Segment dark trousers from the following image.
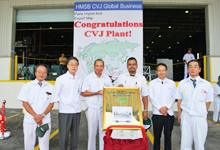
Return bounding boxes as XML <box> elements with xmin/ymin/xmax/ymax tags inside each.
<box><xmin>60</xmin><ymin>65</ymin><xmax>67</xmax><ymax>74</ymax></box>
<box><xmin>152</xmin><ymin>114</ymin><xmax>174</xmax><ymax>150</ymax></box>
<box><xmin>59</xmin><ymin>113</ymin><xmax>81</xmax><ymax>150</ymax></box>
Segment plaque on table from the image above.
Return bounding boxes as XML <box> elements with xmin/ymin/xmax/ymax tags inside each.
<box><xmin>102</xmin><ymin>87</ymin><xmax>143</xmax><ymax>130</ymax></box>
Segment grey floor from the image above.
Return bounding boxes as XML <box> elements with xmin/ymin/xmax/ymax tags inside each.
<box><xmin>0</xmin><ymin>110</ymin><xmax>220</xmax><ymax>150</ymax></box>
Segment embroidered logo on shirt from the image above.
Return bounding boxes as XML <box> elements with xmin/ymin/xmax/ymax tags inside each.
<box><xmin>201</xmin><ymin>89</ymin><xmax>207</xmax><ymax>94</ymax></box>
<box><xmin>201</xmin><ymin>89</ymin><xmax>207</xmax><ymax>99</ymax></box>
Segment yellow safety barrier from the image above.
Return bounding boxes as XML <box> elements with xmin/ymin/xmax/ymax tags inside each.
<box><xmin>203</xmin><ymin>55</ymin><xmax>207</xmax><ymax>80</ymax></box>
<box><xmin>14</xmin><ymin>55</ymin><xmax>18</xmax><ymax>80</ymax></box>
<box><xmin>17</xmin><ymin>56</ymin><xmax>59</xmax><ymax>61</ymax></box>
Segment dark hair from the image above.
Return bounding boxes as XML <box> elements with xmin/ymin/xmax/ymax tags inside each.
<box><xmin>187</xmin><ymin>60</ymin><xmax>201</xmax><ymax>68</ymax></box>
<box><xmin>35</xmin><ymin>64</ymin><xmax>48</xmax><ymax>73</ymax></box>
<box><xmin>67</xmin><ymin>56</ymin><xmax>79</xmax><ymax>65</ymax></box>
<box><xmin>156</xmin><ymin>63</ymin><xmax>167</xmax><ymax>70</ymax></box>
<box><xmin>94</xmin><ymin>59</ymin><xmax>104</xmax><ymax>66</ymax></box>
<box><xmin>127</xmin><ymin>57</ymin><xmax>137</xmax><ymax>64</ymax></box>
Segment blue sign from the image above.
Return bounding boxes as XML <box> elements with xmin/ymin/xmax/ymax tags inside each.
<box><xmin>75</xmin><ymin>1</ymin><xmax>143</xmax><ymax>11</ymax></box>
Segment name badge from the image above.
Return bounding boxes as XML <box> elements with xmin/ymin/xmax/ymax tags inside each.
<box><xmin>78</xmin><ymin>84</ymin><xmax>81</xmax><ymax>94</ymax></box>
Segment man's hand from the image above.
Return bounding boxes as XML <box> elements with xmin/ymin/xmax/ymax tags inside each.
<box><xmin>178</xmin><ymin>113</ymin><xmax>181</xmax><ymax>123</ymax></box>
<box><xmin>142</xmin><ymin>111</ymin><xmax>148</xmax><ymax>120</ymax></box>
<box><xmin>159</xmin><ymin>107</ymin><xmax>168</xmax><ymax>116</ymax></box>
<box><xmin>38</xmin><ymin>120</ymin><xmax>43</xmax><ymax>126</ymax></box>
<box><xmin>34</xmin><ymin>114</ymin><xmax>44</xmax><ymax>124</ymax></box>
<box><xmin>95</xmin><ymin>90</ymin><xmax>103</xmax><ymax>95</ymax></box>
<box><xmin>118</xmin><ymin>84</ymin><xmax>124</xmax><ymax>87</ymax></box>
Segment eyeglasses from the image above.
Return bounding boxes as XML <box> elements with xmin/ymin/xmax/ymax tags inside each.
<box><xmin>128</xmin><ymin>63</ymin><xmax>137</xmax><ymax>66</ymax></box>
<box><xmin>188</xmin><ymin>65</ymin><xmax>199</xmax><ymax>68</ymax></box>
<box><xmin>68</xmin><ymin>64</ymin><xmax>78</xmax><ymax>67</ymax></box>
<box><xmin>36</xmin><ymin>71</ymin><xmax>47</xmax><ymax>74</ymax></box>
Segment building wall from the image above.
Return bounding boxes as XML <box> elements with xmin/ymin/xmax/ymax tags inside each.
<box><xmin>0</xmin><ymin>0</ymin><xmax>219</xmax><ymax>109</ymax></box>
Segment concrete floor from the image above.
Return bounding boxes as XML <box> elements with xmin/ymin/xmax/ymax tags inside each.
<box><xmin>0</xmin><ymin>110</ymin><xmax>220</xmax><ymax>150</ymax></box>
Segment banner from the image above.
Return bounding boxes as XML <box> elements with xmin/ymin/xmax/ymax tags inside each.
<box><xmin>74</xmin><ymin>1</ymin><xmax>143</xmax><ymax>83</ymax></box>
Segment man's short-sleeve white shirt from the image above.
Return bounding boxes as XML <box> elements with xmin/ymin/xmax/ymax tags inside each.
<box><xmin>175</xmin><ymin>76</ymin><xmax>213</xmax><ymax>116</ymax></box>
<box><xmin>17</xmin><ymin>79</ymin><xmax>56</xmax><ymax>124</ymax></box>
<box><xmin>183</xmin><ymin>53</ymin><xmax>195</xmax><ymax>63</ymax></box>
<box><xmin>149</xmin><ymin>78</ymin><xmax>176</xmax><ymax>116</ymax></box>
<box><xmin>82</xmin><ymin>72</ymin><xmax>112</xmax><ymax>109</ymax></box>
<box><xmin>54</xmin><ymin>71</ymin><xmax>82</xmax><ymax>113</ymax></box>
<box><xmin>116</xmin><ymin>73</ymin><xmax>149</xmax><ymax>99</ymax></box>
<box><xmin>214</xmin><ymin>84</ymin><xmax>220</xmax><ymax>103</ymax></box>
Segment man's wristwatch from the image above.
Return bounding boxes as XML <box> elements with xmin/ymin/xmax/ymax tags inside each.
<box><xmin>43</xmin><ymin>113</ymin><xmax>46</xmax><ymax>118</ymax></box>
<box><xmin>143</xmin><ymin>110</ymin><xmax>148</xmax><ymax>112</ymax></box>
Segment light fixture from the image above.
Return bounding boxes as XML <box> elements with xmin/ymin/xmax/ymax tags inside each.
<box><xmin>49</xmin><ymin>27</ymin><xmax>53</xmax><ymax>29</ymax></box>
<box><xmin>185</xmin><ymin>10</ymin><xmax>189</xmax><ymax>14</ymax></box>
<box><xmin>146</xmin><ymin>46</ymin><xmax>149</xmax><ymax>49</ymax></box>
<box><xmin>159</xmin><ymin>35</ymin><xmax>161</xmax><ymax>37</ymax></box>
<box><xmin>168</xmin><ymin>25</ymin><xmax>172</xmax><ymax>29</ymax></box>
<box><xmin>168</xmin><ymin>46</ymin><xmax>171</xmax><ymax>49</ymax></box>
<box><xmin>152</xmin><ymin>41</ymin><xmax>154</xmax><ymax>44</ymax></box>
<box><xmin>149</xmin><ymin>50</ymin><xmax>151</xmax><ymax>52</ymax></box>
<box><xmin>61</xmin><ymin>36</ymin><xmax>64</xmax><ymax>38</ymax></box>
<box><xmin>177</xmin><ymin>60</ymin><xmax>179</xmax><ymax>62</ymax></box>
<box><xmin>177</xmin><ymin>42</ymin><xmax>179</xmax><ymax>44</ymax></box>
<box><xmin>162</xmin><ymin>50</ymin><xmax>164</xmax><ymax>52</ymax></box>
<box><xmin>189</xmin><ymin>35</ymin><xmax>192</xmax><ymax>38</ymax></box>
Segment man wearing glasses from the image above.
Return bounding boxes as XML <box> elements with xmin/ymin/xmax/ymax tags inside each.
<box><xmin>175</xmin><ymin>60</ymin><xmax>213</xmax><ymax>150</ymax></box>
<box><xmin>54</xmin><ymin>57</ymin><xmax>82</xmax><ymax>150</ymax></box>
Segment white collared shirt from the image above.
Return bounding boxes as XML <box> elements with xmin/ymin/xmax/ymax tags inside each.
<box><xmin>54</xmin><ymin>71</ymin><xmax>82</xmax><ymax>113</ymax></box>
<box><xmin>149</xmin><ymin>77</ymin><xmax>176</xmax><ymax>116</ymax></box>
<box><xmin>82</xmin><ymin>72</ymin><xmax>112</xmax><ymax>109</ymax></box>
<box><xmin>116</xmin><ymin>73</ymin><xmax>149</xmax><ymax>99</ymax></box>
<box><xmin>175</xmin><ymin>76</ymin><xmax>213</xmax><ymax>116</ymax></box>
<box><xmin>214</xmin><ymin>84</ymin><xmax>220</xmax><ymax>103</ymax></box>
<box><xmin>183</xmin><ymin>53</ymin><xmax>195</xmax><ymax>63</ymax></box>
<box><xmin>17</xmin><ymin>79</ymin><xmax>57</xmax><ymax>124</ymax></box>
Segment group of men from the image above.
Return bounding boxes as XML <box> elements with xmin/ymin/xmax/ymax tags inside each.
<box><xmin>17</xmin><ymin>56</ymin><xmax>213</xmax><ymax>150</ymax></box>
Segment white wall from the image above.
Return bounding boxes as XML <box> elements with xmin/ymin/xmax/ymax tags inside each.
<box><xmin>211</xmin><ymin>57</ymin><xmax>220</xmax><ymax>82</ymax></box>
<box><xmin>0</xmin><ymin>58</ymin><xmax>10</xmax><ymax>80</ymax></box>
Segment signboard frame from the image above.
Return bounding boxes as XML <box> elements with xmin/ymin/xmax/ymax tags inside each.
<box><xmin>102</xmin><ymin>87</ymin><xmax>143</xmax><ymax>130</ymax></box>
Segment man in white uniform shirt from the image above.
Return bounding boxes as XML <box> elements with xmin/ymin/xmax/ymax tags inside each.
<box><xmin>17</xmin><ymin>65</ymin><xmax>57</xmax><ymax>150</ymax></box>
<box><xmin>113</xmin><ymin>57</ymin><xmax>148</xmax><ymax>139</ymax></box>
<box><xmin>149</xmin><ymin>63</ymin><xmax>176</xmax><ymax>150</ymax></box>
<box><xmin>54</xmin><ymin>57</ymin><xmax>82</xmax><ymax>150</ymax></box>
<box><xmin>213</xmin><ymin>76</ymin><xmax>220</xmax><ymax>123</ymax></box>
<box><xmin>81</xmin><ymin>59</ymin><xmax>112</xmax><ymax>150</ymax></box>
<box><xmin>175</xmin><ymin>60</ymin><xmax>213</xmax><ymax>150</ymax></box>
<box><xmin>183</xmin><ymin>48</ymin><xmax>195</xmax><ymax>79</ymax></box>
